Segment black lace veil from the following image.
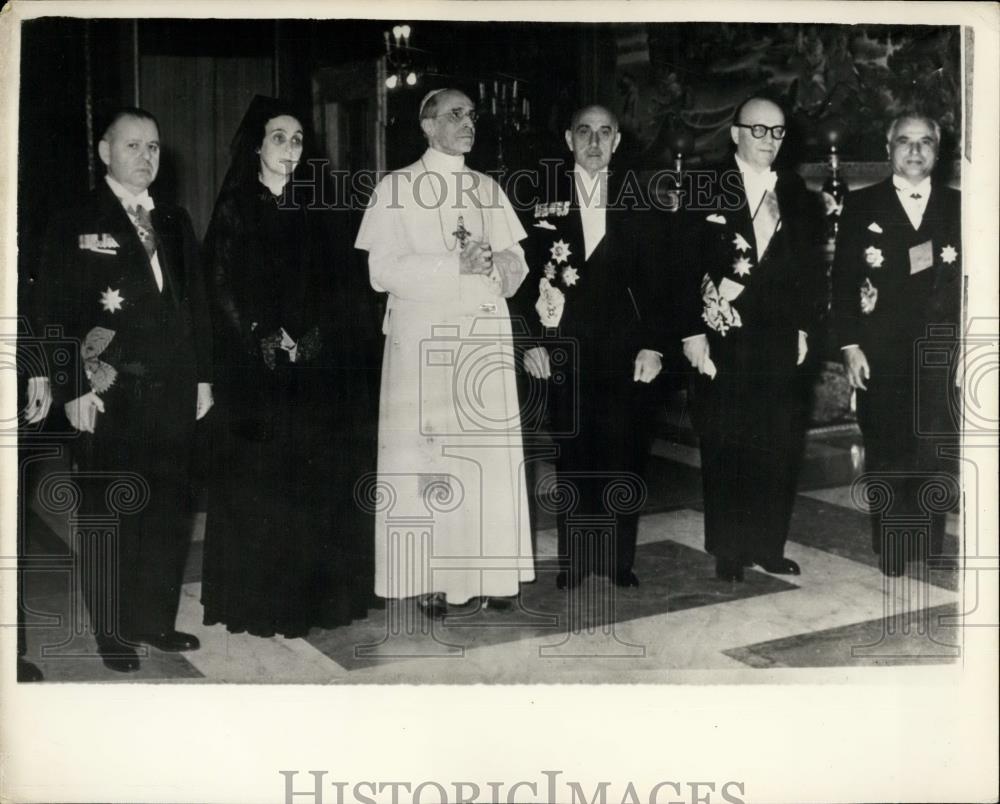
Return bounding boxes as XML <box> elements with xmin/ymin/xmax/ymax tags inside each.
<box><xmin>216</xmin><ymin>94</ymin><xmax>319</xmax><ymax>197</ymax></box>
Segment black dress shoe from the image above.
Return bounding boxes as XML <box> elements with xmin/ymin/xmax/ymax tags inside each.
<box><xmin>418</xmin><ymin>594</ymin><xmax>448</xmax><ymax>620</ymax></box>
<box><xmin>613</xmin><ymin>570</ymin><xmax>640</xmax><ymax>588</ymax></box>
<box><xmin>715</xmin><ymin>557</ymin><xmax>744</xmax><ymax>582</ymax></box>
<box><xmin>98</xmin><ymin>644</ymin><xmax>140</xmax><ymax>673</ymax></box>
<box><xmin>484</xmin><ymin>596</ymin><xmax>516</xmax><ymax>611</ymax></box>
<box><xmin>556</xmin><ymin>571</ymin><xmax>583</xmax><ymax>591</ymax></box>
<box><xmin>133</xmin><ymin>631</ymin><xmax>200</xmax><ymax>652</ymax></box>
<box><xmin>754</xmin><ymin>557</ymin><xmax>801</xmax><ymax>575</ymax></box>
<box><xmin>17</xmin><ymin>657</ymin><xmax>44</xmax><ymax>682</ymax></box>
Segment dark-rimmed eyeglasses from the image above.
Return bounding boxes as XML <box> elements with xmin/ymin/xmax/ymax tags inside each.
<box><xmin>734</xmin><ymin>123</ymin><xmax>786</xmax><ymax>140</ymax></box>
<box><xmin>435</xmin><ymin>108</ymin><xmax>478</xmax><ymax>125</ymax></box>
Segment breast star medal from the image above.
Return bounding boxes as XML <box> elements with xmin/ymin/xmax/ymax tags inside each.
<box><xmin>732</xmin><ymin>255</ymin><xmax>753</xmax><ymax>277</ymax></box>
<box><xmin>99</xmin><ymin>287</ymin><xmax>125</xmax><ymax>313</ymax></box>
<box><xmin>550</xmin><ymin>239</ymin><xmax>572</xmax><ymax>264</ymax></box>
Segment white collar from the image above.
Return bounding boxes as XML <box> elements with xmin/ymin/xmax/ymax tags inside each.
<box><xmin>573</xmin><ymin>163</ymin><xmax>608</xmax><ymax>187</ymax></box>
<box><xmin>105</xmin><ymin>174</ymin><xmax>155</xmax><ymax>211</ymax></box>
<box><xmin>734</xmin><ymin>154</ymin><xmax>777</xmax><ymax>193</ymax></box>
<box><xmin>421</xmin><ymin>147</ymin><xmax>466</xmax><ymax>173</ymax></box>
<box><xmin>573</xmin><ymin>164</ymin><xmax>608</xmax><ymax>207</ymax></box>
<box><xmin>892</xmin><ymin>175</ymin><xmax>932</xmax><ymax>198</ymax></box>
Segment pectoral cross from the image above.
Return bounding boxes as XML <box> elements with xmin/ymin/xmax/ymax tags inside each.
<box><xmin>453</xmin><ymin>216</ymin><xmax>471</xmax><ymax>248</ymax></box>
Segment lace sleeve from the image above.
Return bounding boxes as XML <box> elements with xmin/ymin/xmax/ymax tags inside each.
<box><xmin>204</xmin><ymin>193</ymin><xmax>251</xmax><ymax>346</ymax></box>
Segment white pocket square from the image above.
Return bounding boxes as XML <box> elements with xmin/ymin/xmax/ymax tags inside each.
<box><xmin>706</xmin><ymin>214</ymin><xmax>726</xmax><ymax>224</ymax></box>
<box><xmin>867</xmin><ymin>222</ymin><xmax>883</xmax><ymax>234</ymax></box>
<box><xmin>533</xmin><ymin>220</ymin><xmax>557</xmax><ymax>230</ymax></box>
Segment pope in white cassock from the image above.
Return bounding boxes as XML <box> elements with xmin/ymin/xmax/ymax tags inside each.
<box><xmin>355</xmin><ymin>88</ymin><xmax>535</xmax><ymax>617</ymax></box>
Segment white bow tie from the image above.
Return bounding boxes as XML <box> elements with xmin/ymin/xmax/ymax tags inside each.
<box><xmin>127</xmin><ymin>193</ymin><xmax>155</xmax><ymax>212</ymax></box>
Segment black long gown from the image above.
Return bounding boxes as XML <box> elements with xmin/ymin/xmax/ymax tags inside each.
<box><xmin>200</xmin><ymin>180</ymin><xmax>378</xmax><ymax>637</ymax></box>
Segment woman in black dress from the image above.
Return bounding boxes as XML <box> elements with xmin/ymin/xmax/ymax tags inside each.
<box><xmin>201</xmin><ymin>95</ymin><xmax>377</xmax><ymax>638</ymax></box>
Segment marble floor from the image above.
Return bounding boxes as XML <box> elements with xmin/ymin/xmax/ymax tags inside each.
<box><xmin>16</xmin><ymin>418</ymin><xmax>964</xmax><ymax>684</ymax></box>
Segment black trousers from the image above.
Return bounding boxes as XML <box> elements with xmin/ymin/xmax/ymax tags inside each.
<box><xmin>699</xmin><ymin>431</ymin><xmax>798</xmax><ymax>562</ymax></box>
<box><xmin>857</xmin><ymin>374</ymin><xmax>957</xmax><ymax>559</ymax></box>
<box><xmin>74</xmin><ymin>383</ymin><xmax>195</xmax><ymax>644</ymax></box>
<box><xmin>693</xmin><ymin>359</ymin><xmax>807</xmax><ymax>564</ymax></box>
<box><xmin>548</xmin><ymin>374</ymin><xmax>656</xmax><ymax>580</ymax></box>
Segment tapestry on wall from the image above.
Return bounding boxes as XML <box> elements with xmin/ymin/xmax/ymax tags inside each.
<box><xmin>615</xmin><ymin>23</ymin><xmax>962</xmax><ymax>166</ymax></box>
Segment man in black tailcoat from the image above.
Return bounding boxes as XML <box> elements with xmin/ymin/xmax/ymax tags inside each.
<box><xmin>516</xmin><ymin>104</ymin><xmax>670</xmax><ymax>590</ymax></box>
<box><xmin>32</xmin><ymin>108</ymin><xmax>213</xmax><ymax>672</ymax></box>
<box><xmin>832</xmin><ymin>113</ymin><xmax>961</xmax><ymax>577</ymax></box>
<box><xmin>680</xmin><ymin>96</ymin><xmax>825</xmax><ymax>582</ymax></box>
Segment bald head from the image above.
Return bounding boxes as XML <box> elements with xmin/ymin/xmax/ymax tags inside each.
<box><xmin>731</xmin><ymin>97</ymin><xmax>785</xmax><ymax>171</ymax></box>
<box><xmin>569</xmin><ymin>104</ymin><xmax>619</xmax><ymax>131</ymax></box>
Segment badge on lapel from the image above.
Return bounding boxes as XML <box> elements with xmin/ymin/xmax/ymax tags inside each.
<box><xmin>534</xmin><ymin>201</ymin><xmax>570</xmax><ymax>218</ymax></box>
<box><xmin>864</xmin><ymin>246</ymin><xmax>884</xmax><ymax>268</ymax></box>
<box><xmin>78</xmin><ymin>234</ymin><xmax>120</xmax><ymax>254</ymax></box>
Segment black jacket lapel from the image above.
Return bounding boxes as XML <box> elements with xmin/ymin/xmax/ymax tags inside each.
<box><xmin>726</xmin><ymin>158</ymin><xmax>757</xmax><ymax>258</ymax></box>
<box><xmin>94</xmin><ymin>185</ymin><xmax>162</xmax><ymax>304</ymax></box>
<box><xmin>880</xmin><ymin>178</ymin><xmax>917</xmax><ymax>233</ymax></box>
<box><xmin>95</xmin><ymin>184</ymin><xmax>145</xmax><ymax>264</ymax></box>
<box><xmin>150</xmin><ymin>206</ymin><xmax>182</xmax><ymax>306</ymax></box>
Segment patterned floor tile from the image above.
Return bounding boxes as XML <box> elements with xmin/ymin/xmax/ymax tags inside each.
<box><xmin>304</xmin><ymin>540</ymin><xmax>797</xmax><ymax>674</ymax></box>
<box><xmin>723</xmin><ymin>602</ymin><xmax>961</xmax><ymax>667</ymax></box>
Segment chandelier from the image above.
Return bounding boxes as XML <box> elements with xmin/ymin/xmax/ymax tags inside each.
<box><xmin>383</xmin><ymin>24</ymin><xmax>432</xmax><ymax>89</ymax></box>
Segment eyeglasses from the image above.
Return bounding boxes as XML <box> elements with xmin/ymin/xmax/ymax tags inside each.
<box><xmin>435</xmin><ymin>108</ymin><xmax>478</xmax><ymax>125</ymax></box>
<box><xmin>734</xmin><ymin>123</ymin><xmax>786</xmax><ymax>140</ymax></box>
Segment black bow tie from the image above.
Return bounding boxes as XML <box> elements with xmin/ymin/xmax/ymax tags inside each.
<box><xmin>910</xmin><ymin>193</ymin><xmax>923</xmax><ymax>200</ymax></box>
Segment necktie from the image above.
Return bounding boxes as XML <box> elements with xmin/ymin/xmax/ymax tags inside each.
<box><xmin>901</xmin><ymin>191</ymin><xmax>924</xmax><ymax>229</ymax></box>
<box><xmin>126</xmin><ymin>205</ymin><xmax>164</xmax><ymax>291</ymax></box>
<box><xmin>752</xmin><ymin>189</ymin><xmax>780</xmax><ymax>259</ymax></box>
<box><xmin>127</xmin><ymin>204</ymin><xmax>158</xmax><ymax>260</ymax></box>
